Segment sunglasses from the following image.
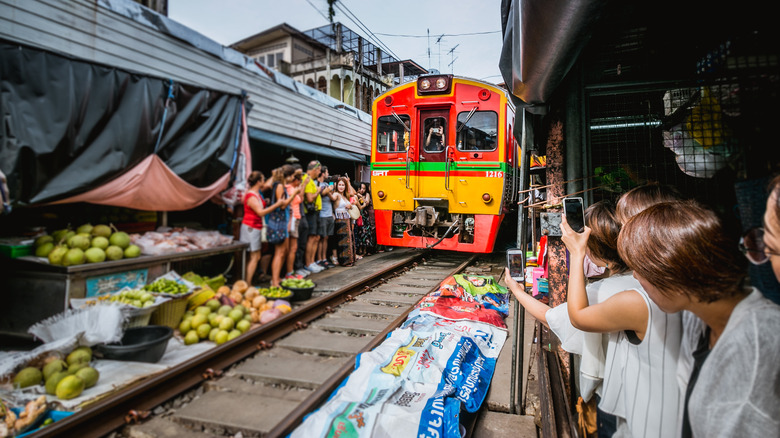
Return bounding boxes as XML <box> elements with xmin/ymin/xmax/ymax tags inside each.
<box><xmin>739</xmin><ymin>227</ymin><xmax>780</xmax><ymax>265</ymax></box>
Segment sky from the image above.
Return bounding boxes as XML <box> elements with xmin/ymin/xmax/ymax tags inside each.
<box><xmin>168</xmin><ymin>0</ymin><xmax>505</xmax><ymax>84</ymax></box>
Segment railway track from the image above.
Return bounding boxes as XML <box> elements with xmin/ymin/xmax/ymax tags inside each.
<box><xmin>35</xmin><ymin>249</ymin><xmax>480</xmax><ymax>438</ymax></box>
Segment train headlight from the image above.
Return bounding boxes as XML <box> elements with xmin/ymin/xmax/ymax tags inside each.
<box><xmin>482</xmin><ymin>193</ymin><xmax>492</xmax><ymax>203</ymax></box>
<box><xmin>417</xmin><ymin>75</ymin><xmax>452</xmax><ymax>95</ymax></box>
<box><xmin>377</xmin><ymin>190</ymin><xmax>386</xmax><ymax>200</ymax></box>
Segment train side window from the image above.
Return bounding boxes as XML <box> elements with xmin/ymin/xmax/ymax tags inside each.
<box><xmin>376</xmin><ymin>115</ymin><xmax>410</xmax><ymax>153</ymax></box>
<box><xmin>456</xmin><ymin>111</ymin><xmax>498</xmax><ymax>151</ymax></box>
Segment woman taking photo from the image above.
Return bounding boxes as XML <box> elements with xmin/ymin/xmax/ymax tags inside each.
<box><xmin>267</xmin><ymin>165</ymin><xmax>301</xmax><ymax>287</ymax></box>
<box><xmin>332</xmin><ymin>176</ymin><xmax>357</xmax><ymax>267</ymax></box>
<box><xmin>240</xmin><ymin>171</ymin><xmax>283</xmax><ymax>285</ymax></box>
<box><xmin>620</xmin><ymin>200</ymin><xmax>780</xmax><ymax>437</ymax></box>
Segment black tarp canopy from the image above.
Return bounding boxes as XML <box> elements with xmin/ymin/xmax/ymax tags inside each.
<box><xmin>0</xmin><ymin>41</ymin><xmax>244</xmax><ymax>210</ymax></box>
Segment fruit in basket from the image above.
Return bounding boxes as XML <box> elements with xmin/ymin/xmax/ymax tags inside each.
<box><xmin>75</xmin><ymin>366</ymin><xmax>99</xmax><ymax>389</ymax></box>
<box><xmin>195</xmin><ymin>306</ymin><xmax>211</xmax><ymax>316</ymax></box>
<box><xmin>85</xmin><ymin>247</ymin><xmax>106</xmax><ymax>263</ymax></box>
<box><xmin>217</xmin><ymin>305</ymin><xmax>232</xmax><ymax>316</ymax></box>
<box><xmin>227</xmin><ymin>329</ymin><xmax>241</xmax><ymax>341</ymax></box>
<box><xmin>48</xmin><ymin>245</ymin><xmax>68</xmax><ymax>265</ymax></box>
<box><xmin>45</xmin><ymin>371</ymin><xmax>69</xmax><ymax>395</ymax></box>
<box><xmin>228</xmin><ymin>308</ymin><xmax>243</xmax><ymax>323</ymax></box>
<box><xmin>35</xmin><ymin>242</ymin><xmax>54</xmax><ymax>258</ymax></box>
<box><xmin>143</xmin><ymin>278</ymin><xmax>189</xmax><ymax>294</ymax></box>
<box><xmin>105</xmin><ymin>245</ymin><xmax>124</xmax><ymax>261</ymax></box>
<box><xmin>184</xmin><ymin>330</ymin><xmax>199</xmax><ymax>345</ymax></box>
<box><xmin>232</xmin><ymin>280</ymin><xmax>249</xmax><ymax>294</ymax></box>
<box><xmin>63</xmin><ymin>248</ymin><xmax>85</xmax><ymax>266</ymax></box>
<box><xmin>209</xmin><ymin>327</ymin><xmax>220</xmax><ymax>341</ymax></box>
<box><xmin>55</xmin><ymin>375</ymin><xmax>84</xmax><ymax>400</ymax></box>
<box><xmin>66</xmin><ymin>346</ymin><xmax>92</xmax><ymax>366</ymax></box>
<box><xmin>210</xmin><ymin>314</ymin><xmax>223</xmax><ymax>328</ymax></box>
<box><xmin>67</xmin><ymin>362</ymin><xmax>88</xmax><ymax>374</ymax></box>
<box><xmin>91</xmin><ymin>236</ymin><xmax>109</xmax><ymax>250</ymax></box>
<box><xmin>109</xmin><ymin>230</ymin><xmax>131</xmax><ymax>249</ymax></box>
<box><xmin>280</xmin><ymin>278</ymin><xmax>315</xmax><ymax>289</ymax></box>
<box><xmin>42</xmin><ymin>359</ymin><xmax>68</xmax><ymax>381</ymax></box>
<box><xmin>260</xmin><ymin>308</ymin><xmax>282</xmax><ymax>324</ymax></box>
<box><xmin>12</xmin><ymin>367</ymin><xmax>42</xmax><ymax>389</ymax></box>
<box><xmin>76</xmin><ymin>223</ymin><xmax>93</xmax><ymax>235</ymax></box>
<box><xmin>196</xmin><ymin>323</ymin><xmax>211</xmax><ymax>339</ymax></box>
<box><xmin>110</xmin><ymin>290</ymin><xmax>155</xmax><ymax>307</ymax></box>
<box><xmin>124</xmin><ymin>244</ymin><xmax>141</xmax><ymax>258</ymax></box>
<box><xmin>91</xmin><ymin>224</ymin><xmax>112</xmax><ymax>238</ymax></box>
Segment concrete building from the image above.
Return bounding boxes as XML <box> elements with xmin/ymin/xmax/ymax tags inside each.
<box><xmin>231</xmin><ymin>22</ymin><xmax>427</xmax><ymax>114</ymax></box>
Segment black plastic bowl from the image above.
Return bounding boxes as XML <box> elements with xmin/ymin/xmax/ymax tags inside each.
<box><xmin>286</xmin><ymin>284</ymin><xmax>315</xmax><ymax>301</ymax></box>
<box><xmin>95</xmin><ymin>325</ymin><xmax>173</xmax><ymax>363</ymax></box>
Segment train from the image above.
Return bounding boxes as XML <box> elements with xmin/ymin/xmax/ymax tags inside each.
<box><xmin>370</xmin><ymin>74</ymin><xmax>518</xmax><ymax>253</ymax></box>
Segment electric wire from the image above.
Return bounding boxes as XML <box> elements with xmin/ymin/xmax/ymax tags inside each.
<box><xmin>332</xmin><ymin>2</ymin><xmax>401</xmax><ymax>61</ymax></box>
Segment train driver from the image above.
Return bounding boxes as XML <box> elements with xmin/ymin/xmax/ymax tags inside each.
<box><xmin>425</xmin><ymin>118</ymin><xmax>445</xmax><ymax>151</ymax></box>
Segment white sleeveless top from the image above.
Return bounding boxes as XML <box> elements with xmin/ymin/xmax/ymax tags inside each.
<box><xmin>599</xmin><ymin>286</ymin><xmax>683</xmax><ymax>438</ymax></box>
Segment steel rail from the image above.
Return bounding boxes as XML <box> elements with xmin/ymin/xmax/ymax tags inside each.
<box><xmin>33</xmin><ymin>251</ymin><xmax>427</xmax><ymax>438</ymax></box>
<box><xmin>268</xmin><ymin>254</ymin><xmax>477</xmax><ymax>437</ymax></box>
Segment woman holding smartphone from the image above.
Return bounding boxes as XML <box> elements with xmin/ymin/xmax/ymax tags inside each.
<box><xmin>619</xmin><ymin>197</ymin><xmax>780</xmax><ymax>437</ymax></box>
<box><xmin>505</xmin><ymin>184</ymin><xmax>683</xmax><ymax>438</ymax></box>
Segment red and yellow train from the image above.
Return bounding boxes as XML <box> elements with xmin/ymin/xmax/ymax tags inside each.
<box><xmin>370</xmin><ymin>75</ymin><xmax>518</xmax><ymax>253</ymax></box>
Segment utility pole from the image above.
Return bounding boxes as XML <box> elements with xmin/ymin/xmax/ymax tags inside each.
<box><xmin>447</xmin><ymin>44</ymin><xmax>459</xmax><ymax>74</ymax></box>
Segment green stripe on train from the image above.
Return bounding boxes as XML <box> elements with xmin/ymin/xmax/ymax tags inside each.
<box><xmin>371</xmin><ymin>162</ymin><xmax>509</xmax><ymax>171</ymax></box>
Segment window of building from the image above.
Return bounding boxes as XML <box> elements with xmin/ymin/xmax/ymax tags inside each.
<box><xmin>257</xmin><ymin>55</ymin><xmax>265</xmax><ymax>65</ymax></box>
<box><xmin>266</xmin><ymin>53</ymin><xmax>275</xmax><ymax>68</ymax></box>
<box><xmin>456</xmin><ymin>111</ymin><xmax>498</xmax><ymax>151</ymax></box>
<box><xmin>376</xmin><ymin>115</ymin><xmax>410</xmax><ymax>153</ymax></box>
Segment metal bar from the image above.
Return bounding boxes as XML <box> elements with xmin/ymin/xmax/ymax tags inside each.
<box><xmin>35</xmin><ymin>252</ymin><xmax>427</xmax><ymax>438</ymax></box>
<box><xmin>268</xmin><ymin>255</ymin><xmax>477</xmax><ymax>437</ymax></box>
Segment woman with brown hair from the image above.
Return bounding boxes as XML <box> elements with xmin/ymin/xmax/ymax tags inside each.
<box><xmin>620</xmin><ymin>200</ymin><xmax>780</xmax><ymax>437</ymax></box>
<box><xmin>240</xmin><ymin>171</ymin><xmax>283</xmax><ymax>285</ymax></box>
<box><xmin>332</xmin><ymin>176</ymin><xmax>357</xmax><ymax>267</ymax></box>
<box><xmin>506</xmin><ymin>198</ymin><xmax>682</xmax><ymax>438</ymax></box>
<box><xmin>267</xmin><ymin>165</ymin><xmax>302</xmax><ymax>287</ymax></box>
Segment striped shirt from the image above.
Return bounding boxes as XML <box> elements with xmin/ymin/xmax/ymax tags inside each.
<box><xmin>600</xmin><ymin>286</ymin><xmax>683</xmax><ymax>438</ymax></box>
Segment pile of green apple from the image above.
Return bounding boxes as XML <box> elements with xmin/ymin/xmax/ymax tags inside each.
<box><xmin>179</xmin><ymin>299</ymin><xmax>252</xmax><ymax>345</ymax></box>
<box><xmin>110</xmin><ymin>289</ymin><xmax>156</xmax><ymax>308</ymax></box>
<box><xmin>34</xmin><ymin>223</ymin><xmax>140</xmax><ymax>266</ymax></box>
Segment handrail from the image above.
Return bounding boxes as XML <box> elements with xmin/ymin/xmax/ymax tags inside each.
<box><xmin>405</xmin><ymin>147</ymin><xmax>411</xmax><ymax>189</ymax></box>
<box><xmin>444</xmin><ymin>145</ymin><xmax>453</xmax><ymax>191</ymax></box>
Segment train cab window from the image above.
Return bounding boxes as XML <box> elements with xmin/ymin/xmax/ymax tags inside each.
<box><xmin>456</xmin><ymin>111</ymin><xmax>498</xmax><ymax>151</ymax></box>
<box><xmin>423</xmin><ymin>117</ymin><xmax>446</xmax><ymax>152</ymax></box>
<box><xmin>376</xmin><ymin>115</ymin><xmax>410</xmax><ymax>153</ymax></box>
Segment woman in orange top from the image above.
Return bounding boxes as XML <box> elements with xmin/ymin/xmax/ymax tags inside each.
<box><xmin>285</xmin><ymin>171</ymin><xmax>304</xmax><ymax>279</ymax></box>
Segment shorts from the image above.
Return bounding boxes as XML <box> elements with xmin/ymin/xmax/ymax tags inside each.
<box><xmin>318</xmin><ymin>215</ymin><xmax>335</xmax><ymax>236</ymax></box>
<box><xmin>239</xmin><ymin>223</ymin><xmax>264</xmax><ymax>252</ymax></box>
<box><xmin>288</xmin><ymin>216</ymin><xmax>299</xmax><ymax>239</ymax></box>
<box><xmin>305</xmin><ymin>212</ymin><xmax>319</xmax><ymax>233</ymax></box>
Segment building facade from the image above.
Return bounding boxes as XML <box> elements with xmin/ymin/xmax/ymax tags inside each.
<box><xmin>231</xmin><ymin>23</ymin><xmax>427</xmax><ymax>114</ymax></box>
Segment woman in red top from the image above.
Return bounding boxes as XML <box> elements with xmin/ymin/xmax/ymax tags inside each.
<box><xmin>241</xmin><ymin>171</ymin><xmax>282</xmax><ymax>285</ymax></box>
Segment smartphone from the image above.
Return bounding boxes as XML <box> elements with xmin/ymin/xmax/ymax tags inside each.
<box><xmin>563</xmin><ymin>197</ymin><xmax>585</xmax><ymax>233</ymax></box>
<box><xmin>506</xmin><ymin>248</ymin><xmax>525</xmax><ymax>282</ymax></box>
<box><xmin>329</xmin><ymin>182</ymin><xmax>334</xmax><ymax>186</ymax></box>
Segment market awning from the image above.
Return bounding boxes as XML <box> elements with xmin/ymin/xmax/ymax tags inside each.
<box><xmin>249</xmin><ymin>128</ymin><xmax>367</xmax><ymax>163</ymax></box>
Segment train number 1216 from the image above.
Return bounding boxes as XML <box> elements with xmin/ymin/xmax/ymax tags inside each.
<box><xmin>486</xmin><ymin>171</ymin><xmax>504</xmax><ymax>178</ymax></box>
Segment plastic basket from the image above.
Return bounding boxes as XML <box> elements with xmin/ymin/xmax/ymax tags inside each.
<box><xmin>122</xmin><ymin>305</ymin><xmax>157</xmax><ymax>329</ymax></box>
<box><xmin>149</xmin><ymin>293</ymin><xmax>192</xmax><ymax>329</ymax></box>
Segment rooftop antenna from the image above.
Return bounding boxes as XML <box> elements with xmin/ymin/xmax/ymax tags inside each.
<box><xmin>427</xmin><ymin>29</ymin><xmax>431</xmax><ymax>71</ymax></box>
<box><xmin>435</xmin><ymin>34</ymin><xmax>444</xmax><ymax>72</ymax></box>
<box><xmin>447</xmin><ymin>44</ymin><xmax>459</xmax><ymax>74</ymax></box>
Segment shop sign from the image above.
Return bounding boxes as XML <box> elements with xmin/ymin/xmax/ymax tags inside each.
<box><xmin>85</xmin><ymin>269</ymin><xmax>148</xmax><ymax>297</ymax></box>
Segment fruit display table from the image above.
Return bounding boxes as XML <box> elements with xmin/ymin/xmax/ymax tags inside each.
<box><xmin>0</xmin><ymin>242</ymin><xmax>248</xmax><ymax>337</ymax></box>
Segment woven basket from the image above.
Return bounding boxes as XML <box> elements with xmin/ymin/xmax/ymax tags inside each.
<box><xmin>149</xmin><ymin>293</ymin><xmax>192</xmax><ymax>329</ymax></box>
<box><xmin>122</xmin><ymin>305</ymin><xmax>156</xmax><ymax>329</ymax></box>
